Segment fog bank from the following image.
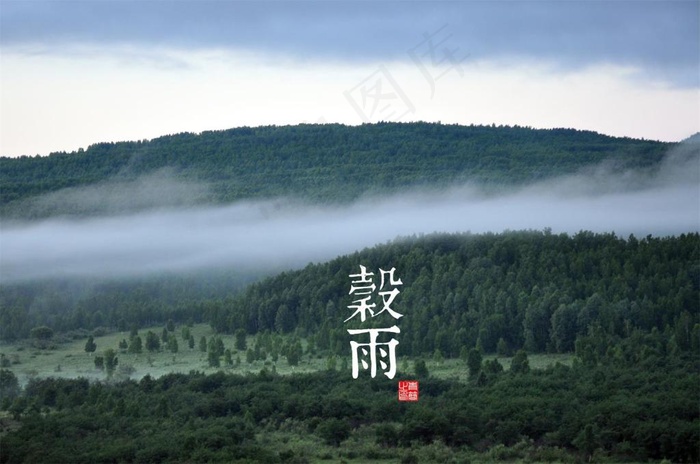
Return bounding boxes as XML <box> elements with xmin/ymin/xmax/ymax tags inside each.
<box><xmin>1</xmin><ymin>145</ymin><xmax>698</xmax><ymax>283</ymax></box>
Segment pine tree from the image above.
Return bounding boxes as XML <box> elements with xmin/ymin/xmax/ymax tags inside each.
<box><xmin>467</xmin><ymin>348</ymin><xmax>482</xmax><ymax>378</ymax></box>
<box><xmin>84</xmin><ymin>336</ymin><xmax>97</xmax><ymax>355</ymax></box>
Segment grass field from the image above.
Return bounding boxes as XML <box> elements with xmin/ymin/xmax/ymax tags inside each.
<box><xmin>0</xmin><ymin>324</ymin><xmax>573</xmax><ymax>387</ymax></box>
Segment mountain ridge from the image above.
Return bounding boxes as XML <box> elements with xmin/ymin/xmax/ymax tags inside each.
<box><xmin>0</xmin><ymin>122</ymin><xmax>671</xmax><ymax>219</ymax></box>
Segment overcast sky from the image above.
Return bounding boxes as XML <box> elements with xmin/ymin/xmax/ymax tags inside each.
<box><xmin>1</xmin><ymin>1</ymin><xmax>699</xmax><ymax>157</ymax></box>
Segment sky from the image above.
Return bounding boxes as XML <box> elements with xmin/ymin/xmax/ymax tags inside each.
<box><xmin>1</xmin><ymin>0</ymin><xmax>699</xmax><ymax>157</ymax></box>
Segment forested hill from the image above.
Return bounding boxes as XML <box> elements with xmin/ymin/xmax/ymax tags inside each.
<box><xmin>0</xmin><ymin>123</ymin><xmax>670</xmax><ymax>218</ymax></box>
<box><xmin>210</xmin><ymin>230</ymin><xmax>699</xmax><ymax>358</ymax></box>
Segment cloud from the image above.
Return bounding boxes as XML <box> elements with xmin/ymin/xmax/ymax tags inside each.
<box><xmin>5</xmin><ymin>168</ymin><xmax>211</xmax><ymax>219</ymax></box>
<box><xmin>1</xmin><ymin>144</ymin><xmax>697</xmax><ymax>283</ymax></box>
<box><xmin>2</xmin><ymin>1</ymin><xmax>697</xmax><ymax>87</ymax></box>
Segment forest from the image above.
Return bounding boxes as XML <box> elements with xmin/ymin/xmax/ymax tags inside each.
<box><xmin>1</xmin><ymin>230</ymin><xmax>698</xmax><ymax>462</ymax></box>
<box><xmin>0</xmin><ymin>123</ymin><xmax>698</xmax><ymax>462</ymax></box>
<box><xmin>1</xmin><ymin>337</ymin><xmax>697</xmax><ymax>463</ymax></box>
<box><xmin>3</xmin><ymin>230</ymin><xmax>698</xmax><ymax>360</ymax></box>
<box><xmin>0</xmin><ymin>122</ymin><xmax>671</xmax><ymax>218</ymax></box>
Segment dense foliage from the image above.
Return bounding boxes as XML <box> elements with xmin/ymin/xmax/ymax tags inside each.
<box><xmin>0</xmin><ymin>123</ymin><xmax>670</xmax><ymax>218</ymax></box>
<box><xmin>1</xmin><ymin>341</ymin><xmax>697</xmax><ymax>463</ymax></box>
<box><xmin>210</xmin><ymin>230</ymin><xmax>700</xmax><ymax>358</ymax></box>
<box><xmin>3</xmin><ymin>231</ymin><xmax>698</xmax><ymax>360</ymax></box>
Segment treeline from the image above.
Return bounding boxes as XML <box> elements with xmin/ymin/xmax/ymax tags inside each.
<box><xmin>1</xmin><ymin>341</ymin><xmax>698</xmax><ymax>463</ymax></box>
<box><xmin>0</xmin><ymin>122</ymin><xmax>670</xmax><ymax>218</ymax></box>
<box><xmin>210</xmin><ymin>230</ymin><xmax>700</xmax><ymax>358</ymax></box>
<box><xmin>2</xmin><ymin>230</ymin><xmax>698</xmax><ymax>357</ymax></box>
<box><xmin>0</xmin><ymin>270</ymin><xmax>257</xmax><ymax>342</ymax></box>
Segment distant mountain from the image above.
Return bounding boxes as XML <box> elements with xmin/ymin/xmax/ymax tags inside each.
<box><xmin>0</xmin><ymin>123</ymin><xmax>671</xmax><ymax>219</ymax></box>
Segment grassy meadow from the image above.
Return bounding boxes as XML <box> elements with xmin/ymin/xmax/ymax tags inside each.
<box><xmin>0</xmin><ymin>324</ymin><xmax>572</xmax><ymax>387</ymax></box>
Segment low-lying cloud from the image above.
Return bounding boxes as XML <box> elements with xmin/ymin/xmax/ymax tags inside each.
<box><xmin>1</xmin><ymin>145</ymin><xmax>698</xmax><ymax>283</ymax></box>
<box><xmin>8</xmin><ymin>168</ymin><xmax>211</xmax><ymax>218</ymax></box>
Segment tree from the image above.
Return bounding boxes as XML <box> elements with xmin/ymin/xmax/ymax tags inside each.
<box><xmin>467</xmin><ymin>348</ymin><xmax>482</xmax><ymax>378</ymax></box>
<box><xmin>30</xmin><ymin>326</ymin><xmax>53</xmax><ymax>340</ymax></box>
<box><xmin>510</xmin><ymin>349</ymin><xmax>530</xmax><ymax>374</ymax></box>
<box><xmin>573</xmin><ymin>424</ymin><xmax>599</xmax><ymax>460</ymax></box>
<box><xmin>128</xmin><ymin>335</ymin><xmax>143</xmax><ymax>354</ymax></box>
<box><xmin>94</xmin><ymin>356</ymin><xmax>104</xmax><ymax>370</ymax></box>
<box><xmin>286</xmin><ymin>341</ymin><xmax>302</xmax><ymax>367</ymax></box>
<box><xmin>145</xmin><ymin>331</ymin><xmax>160</xmax><ymax>352</ymax></box>
<box><xmin>199</xmin><ymin>336</ymin><xmax>207</xmax><ymax>353</ymax></box>
<box><xmin>484</xmin><ymin>358</ymin><xmax>504</xmax><ymax>374</ymax></box>
<box><xmin>167</xmin><ymin>335</ymin><xmax>178</xmax><ymax>353</ymax></box>
<box><xmin>207</xmin><ymin>350</ymin><xmax>220</xmax><ymax>368</ymax></box>
<box><xmin>118</xmin><ymin>339</ymin><xmax>128</xmax><ymax>351</ymax></box>
<box><xmin>0</xmin><ymin>369</ymin><xmax>20</xmax><ymax>401</ymax></box>
<box><xmin>84</xmin><ymin>336</ymin><xmax>97</xmax><ymax>355</ymax></box>
<box><xmin>496</xmin><ymin>337</ymin><xmax>509</xmax><ymax>357</ymax></box>
<box><xmin>235</xmin><ymin>329</ymin><xmax>247</xmax><ymax>351</ymax></box>
<box><xmin>166</xmin><ymin>319</ymin><xmax>175</xmax><ymax>332</ymax></box>
<box><xmin>246</xmin><ymin>348</ymin><xmax>255</xmax><ymax>364</ymax></box>
<box><xmin>181</xmin><ymin>326</ymin><xmax>190</xmax><ymax>341</ymax></box>
<box><xmin>274</xmin><ymin>305</ymin><xmax>295</xmax><ymax>333</ymax></box>
<box><xmin>161</xmin><ymin>327</ymin><xmax>169</xmax><ymax>344</ymax></box>
<box><xmin>326</xmin><ymin>355</ymin><xmax>337</xmax><ymax>371</ymax></box>
<box><xmin>188</xmin><ymin>334</ymin><xmax>195</xmax><ymax>350</ymax></box>
<box><xmin>316</xmin><ymin>418</ymin><xmax>351</xmax><ymax>447</ymax></box>
<box><xmin>551</xmin><ymin>303</ymin><xmax>579</xmax><ymax>353</ymax></box>
<box><xmin>414</xmin><ymin>359</ymin><xmax>429</xmax><ymax>379</ymax></box>
<box><xmin>104</xmin><ymin>349</ymin><xmax>118</xmax><ymax>377</ymax></box>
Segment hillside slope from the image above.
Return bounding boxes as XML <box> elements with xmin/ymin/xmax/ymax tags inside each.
<box><xmin>0</xmin><ymin>123</ymin><xmax>670</xmax><ymax>218</ymax></box>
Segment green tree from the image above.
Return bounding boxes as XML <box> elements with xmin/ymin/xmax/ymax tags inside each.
<box><xmin>286</xmin><ymin>341</ymin><xmax>302</xmax><ymax>367</ymax></box>
<box><xmin>235</xmin><ymin>329</ymin><xmax>247</xmax><ymax>351</ymax></box>
<box><xmin>326</xmin><ymin>355</ymin><xmax>337</xmax><ymax>371</ymax></box>
<box><xmin>166</xmin><ymin>319</ymin><xmax>175</xmax><ymax>332</ymax></box>
<box><xmin>0</xmin><ymin>369</ymin><xmax>20</xmax><ymax>401</ymax></box>
<box><xmin>145</xmin><ymin>331</ymin><xmax>160</xmax><ymax>352</ymax></box>
<box><xmin>128</xmin><ymin>335</ymin><xmax>143</xmax><ymax>354</ymax></box>
<box><xmin>188</xmin><ymin>334</ymin><xmax>195</xmax><ymax>350</ymax></box>
<box><xmin>573</xmin><ymin>424</ymin><xmax>599</xmax><ymax>460</ymax></box>
<box><xmin>274</xmin><ymin>304</ymin><xmax>295</xmax><ymax>333</ymax></box>
<box><xmin>414</xmin><ymin>359</ymin><xmax>429</xmax><ymax>378</ymax></box>
<box><xmin>551</xmin><ymin>303</ymin><xmax>579</xmax><ymax>353</ymax></box>
<box><xmin>496</xmin><ymin>337</ymin><xmax>509</xmax><ymax>356</ymax></box>
<box><xmin>207</xmin><ymin>350</ymin><xmax>220</xmax><ymax>368</ymax></box>
<box><xmin>104</xmin><ymin>349</ymin><xmax>118</xmax><ymax>377</ymax></box>
<box><xmin>467</xmin><ymin>348</ymin><xmax>483</xmax><ymax>378</ymax></box>
<box><xmin>316</xmin><ymin>418</ymin><xmax>351</xmax><ymax>447</ymax></box>
<box><xmin>94</xmin><ymin>356</ymin><xmax>104</xmax><ymax>370</ymax></box>
<box><xmin>84</xmin><ymin>336</ymin><xmax>97</xmax><ymax>355</ymax></box>
<box><xmin>30</xmin><ymin>326</ymin><xmax>53</xmax><ymax>340</ymax></box>
<box><xmin>199</xmin><ymin>336</ymin><xmax>207</xmax><ymax>353</ymax></box>
<box><xmin>167</xmin><ymin>335</ymin><xmax>178</xmax><ymax>353</ymax></box>
<box><xmin>510</xmin><ymin>349</ymin><xmax>530</xmax><ymax>374</ymax></box>
<box><xmin>118</xmin><ymin>339</ymin><xmax>128</xmax><ymax>351</ymax></box>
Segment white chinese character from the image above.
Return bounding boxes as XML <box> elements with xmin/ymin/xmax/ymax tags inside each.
<box><xmin>348</xmin><ymin>265</ymin><xmax>375</xmax><ymax>295</ymax></box>
<box><xmin>344</xmin><ymin>295</ymin><xmax>377</xmax><ymax>323</ymax></box>
<box><xmin>347</xmin><ymin>326</ymin><xmax>400</xmax><ymax>379</ymax></box>
<box><xmin>376</xmin><ymin>268</ymin><xmax>403</xmax><ymax>319</ymax></box>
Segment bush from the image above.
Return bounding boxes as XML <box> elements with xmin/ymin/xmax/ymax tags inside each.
<box><xmin>316</xmin><ymin>418</ymin><xmax>351</xmax><ymax>446</ymax></box>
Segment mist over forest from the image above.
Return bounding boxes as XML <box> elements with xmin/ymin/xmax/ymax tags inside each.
<box><xmin>1</xmin><ymin>124</ymin><xmax>699</xmax><ymax>463</ymax></box>
<box><xmin>1</xmin><ymin>124</ymin><xmax>697</xmax><ymax>284</ymax></box>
